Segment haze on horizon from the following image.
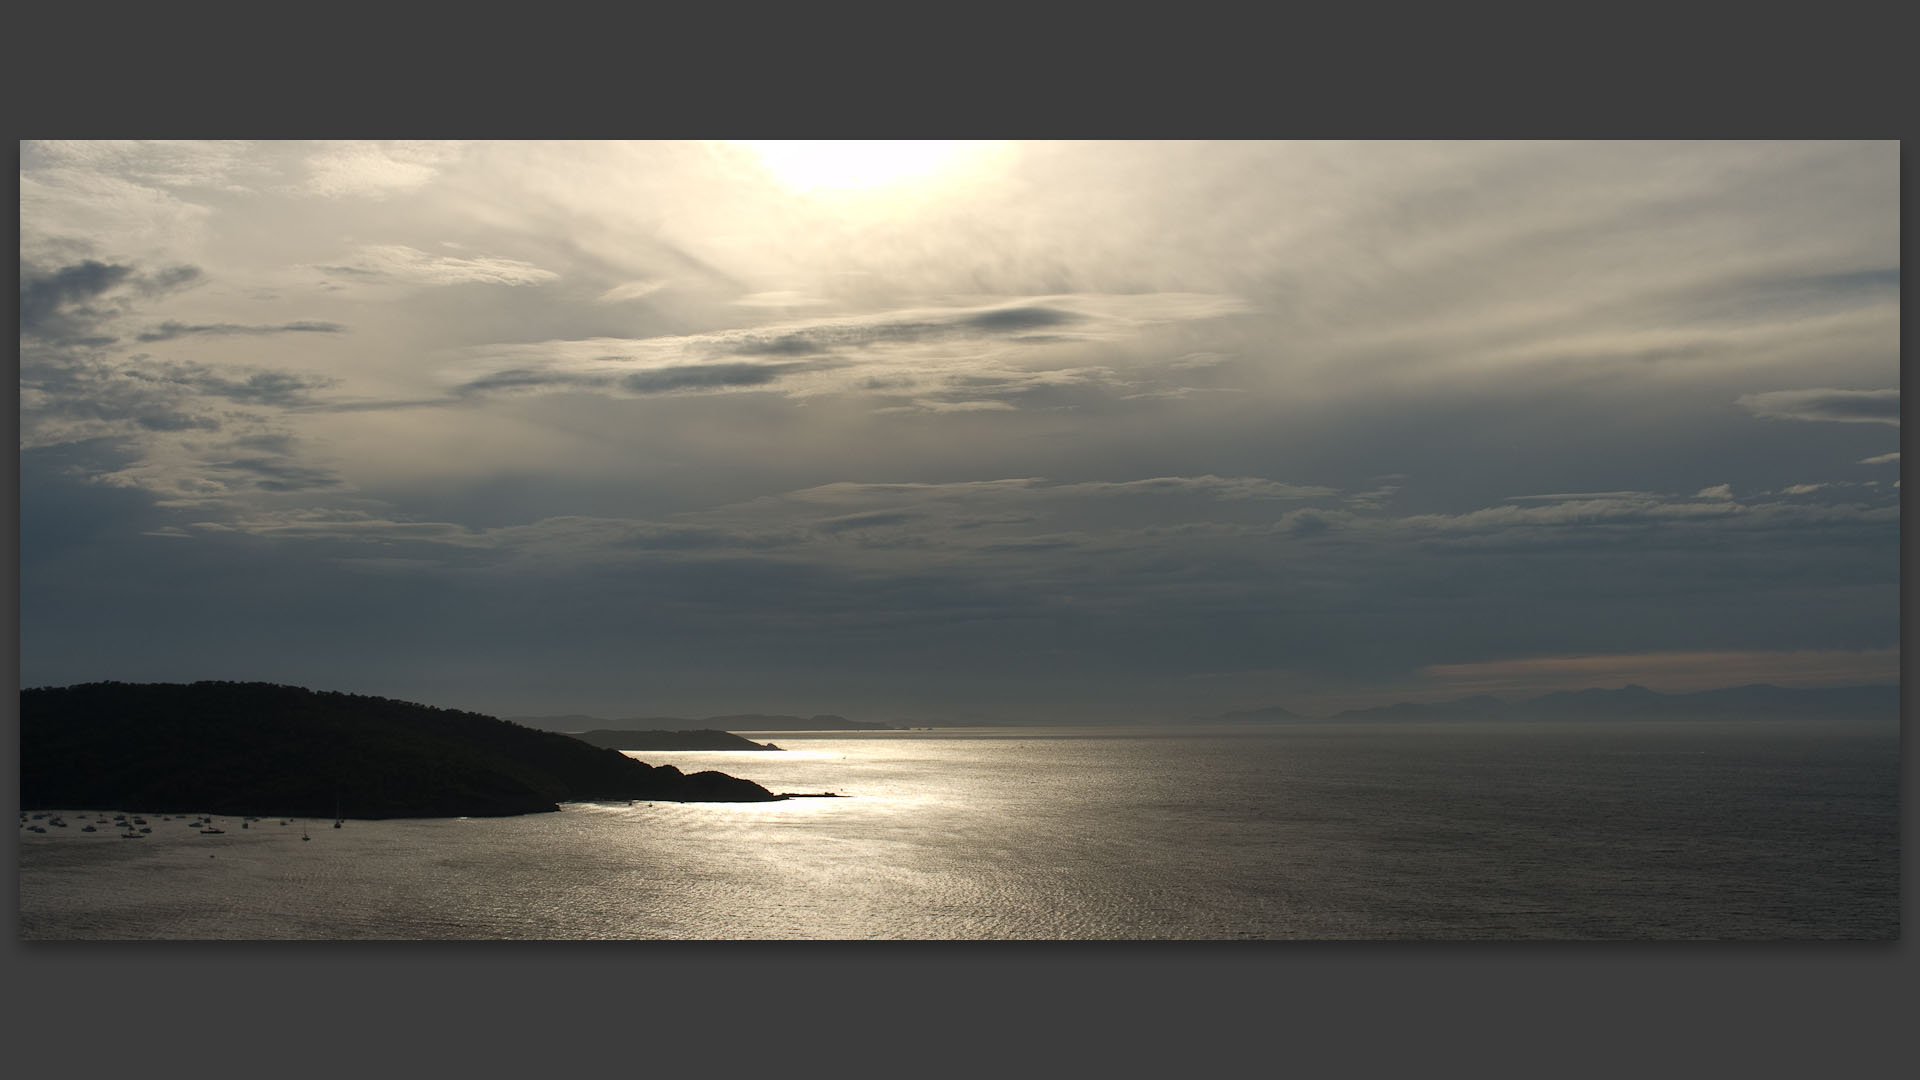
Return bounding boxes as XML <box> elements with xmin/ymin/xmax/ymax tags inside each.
<box><xmin>18</xmin><ymin>141</ymin><xmax>1900</xmax><ymax>723</ymax></box>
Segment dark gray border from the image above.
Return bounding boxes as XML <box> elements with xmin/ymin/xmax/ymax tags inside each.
<box><xmin>7</xmin><ymin>10</ymin><xmax>1911</xmax><ymax>1078</ymax></box>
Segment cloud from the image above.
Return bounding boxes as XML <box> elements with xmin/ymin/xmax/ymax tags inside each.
<box><xmin>597</xmin><ymin>280</ymin><xmax>669</xmax><ymax>303</ymax></box>
<box><xmin>18</xmin><ymin>254</ymin><xmax>345</xmax><ymax>500</ymax></box>
<box><xmin>141</xmin><ymin>265</ymin><xmax>206</xmax><ymax>293</ymax></box>
<box><xmin>21</xmin><ymin>356</ymin><xmax>223</xmax><ymax>445</ymax></box>
<box><xmin>194</xmin><ymin>472</ymin><xmax>1343</xmax><ymax>576</ymax></box>
<box><xmin>211</xmin><ymin>458</ymin><xmax>343</xmax><ymax>493</ymax></box>
<box><xmin>135</xmin><ymin>320</ymin><xmax>345</xmax><ymax>342</ymax></box>
<box><xmin>325</xmin><ymin>244</ymin><xmax>558</xmax><ymax>287</ymax></box>
<box><xmin>1051</xmin><ymin>476</ymin><xmax>1335</xmax><ymax>500</ymax></box>
<box><xmin>453</xmin><ymin>368</ymin><xmax>614</xmax><ymax>395</ymax></box>
<box><xmin>607</xmin><ymin>524</ymin><xmax>802</xmax><ymax>552</ymax></box>
<box><xmin>733</xmin><ymin>291</ymin><xmax>827</xmax><ymax>308</ymax></box>
<box><xmin>1345</xmin><ymin>478</ymin><xmax>1405</xmax><ymax>511</ymax></box>
<box><xmin>874</xmin><ymin>399</ymin><xmax>1019</xmax><ymax>414</ymax></box>
<box><xmin>450</xmin><ymin>360</ymin><xmax>835</xmax><ymax>399</ymax></box>
<box><xmin>980</xmin><ymin>537</ymin><xmax>1082</xmax><ymax>553</ymax></box>
<box><xmin>303</xmin><ymin>141</ymin><xmax>462</xmax><ymax>199</ymax></box>
<box><xmin>725</xmin><ymin>303</ymin><xmax>1084</xmax><ymax>357</ymax></box>
<box><xmin>958</xmin><ymin>306</ymin><xmax>1080</xmax><ymax>332</ymax></box>
<box><xmin>210</xmin><ymin>511</ymin><xmax>807</xmax><ymax>564</ymax></box>
<box><xmin>1859</xmin><ymin>452</ymin><xmax>1899</xmax><ymax>465</ymax></box>
<box><xmin>25</xmin><ymin>140</ymin><xmax>260</xmax><ymax>193</ymax></box>
<box><xmin>1279</xmin><ymin>508</ymin><xmax>1349</xmax><ymax>537</ymax></box>
<box><xmin>622</xmin><ymin>361</ymin><xmax>822</xmax><ymax>394</ymax></box>
<box><xmin>19</xmin><ymin>349</ymin><xmax>342</xmax><ymax>509</ymax></box>
<box><xmin>20</xmin><ymin>159</ymin><xmax>222</xmax><ymax>262</ymax></box>
<box><xmin>771</xmin><ymin>475</ymin><xmax>1331</xmax><ymax>509</ymax></box>
<box><xmin>1506</xmin><ymin>491</ymin><xmax>1657</xmax><ymax>502</ymax></box>
<box><xmin>19</xmin><ymin>260</ymin><xmax>133</xmax><ymax>336</ymax></box>
<box><xmin>1374</xmin><ymin>486</ymin><xmax>1897</xmax><ymax>557</ymax></box>
<box><xmin>1737</xmin><ymin>388</ymin><xmax>1899</xmax><ymax>425</ymax></box>
<box><xmin>443</xmin><ymin>293</ymin><xmax>1249</xmax><ymax>410</ymax></box>
<box><xmin>1388</xmin><ymin>490</ymin><xmax>1803</xmax><ymax>538</ymax></box>
<box><xmin>813</xmin><ymin>511</ymin><xmax>921</xmax><ymax>534</ymax></box>
<box><xmin>20</xmin><ymin>259</ymin><xmax>205</xmax><ymax>343</ymax></box>
<box><xmin>1168</xmin><ymin>351</ymin><xmax>1231</xmax><ymax>370</ymax></box>
<box><xmin>122</xmin><ymin>361</ymin><xmax>334</xmax><ymax>407</ymax></box>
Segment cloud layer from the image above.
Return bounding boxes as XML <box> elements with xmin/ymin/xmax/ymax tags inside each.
<box><xmin>1737</xmin><ymin>388</ymin><xmax>1900</xmax><ymax>425</ymax></box>
<box><xmin>18</xmin><ymin>141</ymin><xmax>1900</xmax><ymax>721</ymax></box>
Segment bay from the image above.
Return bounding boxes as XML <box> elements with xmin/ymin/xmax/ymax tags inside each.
<box><xmin>18</xmin><ymin>719</ymin><xmax>1900</xmax><ymax>940</ymax></box>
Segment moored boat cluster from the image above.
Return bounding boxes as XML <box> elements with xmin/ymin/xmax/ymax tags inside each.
<box><xmin>21</xmin><ymin>810</ymin><xmax>334</xmax><ymax>841</ymax></box>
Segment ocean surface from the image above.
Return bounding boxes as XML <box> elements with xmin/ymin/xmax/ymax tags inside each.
<box><xmin>17</xmin><ymin>719</ymin><xmax>1901</xmax><ymax>940</ymax></box>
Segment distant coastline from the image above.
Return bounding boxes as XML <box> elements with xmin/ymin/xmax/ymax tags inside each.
<box><xmin>569</xmin><ymin>730</ymin><xmax>783</xmax><ymax>751</ymax></box>
<box><xmin>1192</xmin><ymin>683</ymin><xmax>1900</xmax><ymax>724</ymax></box>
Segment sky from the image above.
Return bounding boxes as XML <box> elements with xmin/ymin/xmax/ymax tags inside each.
<box><xmin>17</xmin><ymin>140</ymin><xmax>1901</xmax><ymax>722</ymax></box>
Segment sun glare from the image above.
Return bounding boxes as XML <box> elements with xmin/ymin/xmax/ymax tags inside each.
<box><xmin>730</xmin><ymin>140</ymin><xmax>994</xmax><ymax>193</ymax></box>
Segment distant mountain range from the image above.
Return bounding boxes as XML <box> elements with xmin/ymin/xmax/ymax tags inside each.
<box><xmin>506</xmin><ymin>713</ymin><xmax>894</xmax><ymax>733</ymax></box>
<box><xmin>1196</xmin><ymin>683</ymin><xmax>1900</xmax><ymax>724</ymax></box>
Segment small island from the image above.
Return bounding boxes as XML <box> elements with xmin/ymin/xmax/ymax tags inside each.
<box><xmin>570</xmin><ymin>729</ymin><xmax>782</xmax><ymax>751</ymax></box>
<box><xmin>21</xmin><ymin>681</ymin><xmax>788</xmax><ymax>818</ymax></box>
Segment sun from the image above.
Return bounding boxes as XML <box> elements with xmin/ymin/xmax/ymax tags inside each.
<box><xmin>729</xmin><ymin>140</ymin><xmax>1000</xmax><ymax>193</ymax></box>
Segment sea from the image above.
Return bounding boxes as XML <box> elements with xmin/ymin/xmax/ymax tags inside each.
<box><xmin>16</xmin><ymin>719</ymin><xmax>1901</xmax><ymax>940</ymax></box>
